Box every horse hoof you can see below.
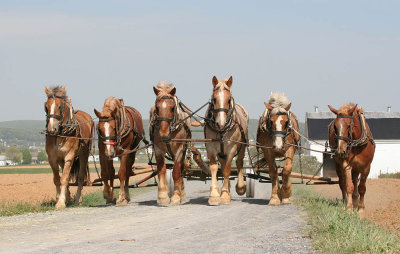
[268,198,281,206]
[358,208,365,218]
[170,195,181,206]
[116,199,129,207]
[220,191,232,205]
[180,190,187,201]
[281,198,291,205]
[55,202,66,210]
[208,196,221,206]
[235,184,246,196]
[157,197,170,206]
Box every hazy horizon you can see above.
[1,1,399,122]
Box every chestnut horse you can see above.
[149,82,191,206]
[256,92,300,205]
[204,76,248,205]
[328,103,375,216]
[94,98,145,206]
[44,86,93,209]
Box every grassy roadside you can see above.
[293,185,400,253]
[0,186,156,217]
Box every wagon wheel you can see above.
[166,169,174,197]
[246,168,255,198]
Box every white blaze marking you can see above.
[216,91,226,127]
[49,101,56,129]
[104,122,112,154]
[274,116,283,149]
[161,101,167,109]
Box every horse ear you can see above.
[349,104,358,114]
[226,76,233,87]
[60,86,66,95]
[119,98,125,107]
[212,76,218,87]
[328,105,338,115]
[153,86,160,96]
[264,102,273,111]
[44,86,49,96]
[284,103,291,111]
[169,87,176,96]
[94,109,102,118]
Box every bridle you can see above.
[331,112,373,157]
[153,96,178,132]
[44,96,76,136]
[265,111,292,141]
[333,114,354,143]
[97,117,119,146]
[206,88,235,133]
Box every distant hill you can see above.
[0,120,45,130]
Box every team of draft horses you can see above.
[44,76,375,216]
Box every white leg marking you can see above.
[216,91,227,127]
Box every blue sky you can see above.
[0,1,399,121]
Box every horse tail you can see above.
[69,156,90,184]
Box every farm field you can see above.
[0,163,150,205]
[313,178,400,236]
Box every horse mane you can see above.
[46,86,68,99]
[268,92,290,115]
[214,79,231,91]
[156,82,175,98]
[101,97,122,117]
[337,103,358,115]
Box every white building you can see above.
[305,108,400,178]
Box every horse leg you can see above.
[49,158,61,202]
[221,152,235,205]
[280,148,294,205]
[56,156,73,210]
[156,153,170,206]
[74,149,89,206]
[100,155,112,204]
[235,145,246,196]
[124,153,136,203]
[357,169,369,218]
[171,150,184,205]
[265,151,280,206]
[116,155,129,206]
[208,154,221,206]
[352,170,360,211]
[336,162,347,203]
[344,162,354,211]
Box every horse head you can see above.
[95,97,122,158]
[44,86,68,135]
[264,100,292,150]
[328,103,358,158]
[153,83,177,141]
[211,76,234,130]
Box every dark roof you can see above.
[306,112,400,140]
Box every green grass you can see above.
[293,185,400,253]
[0,184,156,216]
[379,172,400,179]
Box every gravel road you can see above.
[0,178,313,254]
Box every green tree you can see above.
[5,146,22,164]
[22,148,32,164]
[37,151,48,163]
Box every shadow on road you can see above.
[241,198,269,205]
[136,199,158,207]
